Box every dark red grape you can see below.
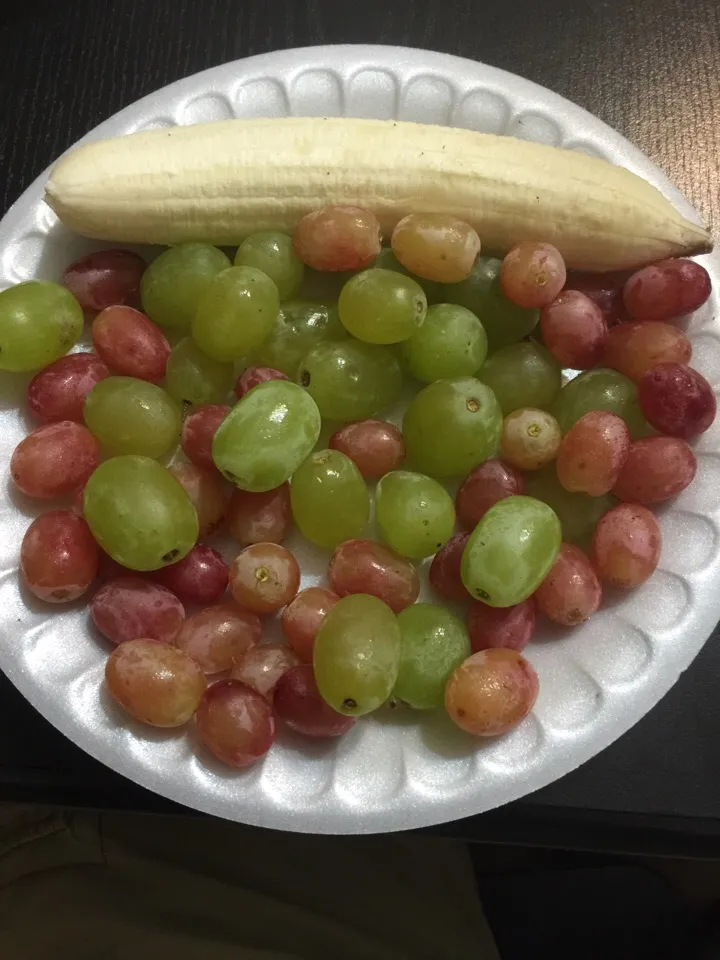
[612,436,696,503]
[92,305,170,383]
[91,577,184,645]
[329,419,405,478]
[541,290,607,369]
[27,353,110,423]
[638,362,716,438]
[152,544,228,606]
[21,510,98,603]
[275,665,356,737]
[327,539,419,612]
[429,534,471,602]
[564,270,630,326]
[235,365,289,399]
[455,459,524,531]
[62,249,146,312]
[623,258,711,322]
[467,598,536,652]
[181,404,231,472]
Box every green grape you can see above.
[479,341,561,415]
[373,247,443,303]
[84,377,181,458]
[141,243,231,331]
[298,340,402,421]
[84,456,198,571]
[212,380,320,491]
[314,594,401,716]
[552,368,650,438]
[403,378,502,478]
[524,466,615,549]
[165,338,234,406]
[0,281,83,372]
[192,266,280,362]
[461,495,561,606]
[375,470,455,559]
[401,303,487,382]
[338,268,426,344]
[297,267,355,302]
[394,604,470,710]
[443,256,539,351]
[234,231,304,301]
[290,449,369,548]
[256,301,347,376]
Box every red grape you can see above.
[27,353,110,423]
[174,603,260,674]
[540,290,607,369]
[564,271,630,326]
[327,539,419,613]
[623,258,711,322]
[445,649,539,736]
[21,510,98,603]
[229,543,300,614]
[231,643,300,698]
[91,577,184,645]
[275,665,356,737]
[235,365,289,399]
[602,321,692,383]
[61,249,146,313]
[467,597,536,653]
[152,544,228,606]
[196,679,275,768]
[556,411,630,496]
[612,436,696,503]
[455,459,524,531]
[92,305,170,383]
[168,462,228,538]
[329,419,405,479]
[11,421,100,500]
[294,205,382,271]
[106,639,206,727]
[500,242,566,308]
[181,404,231,472]
[534,543,601,626]
[429,534,471,602]
[282,586,340,662]
[226,484,292,545]
[638,363,716,438]
[591,504,661,588]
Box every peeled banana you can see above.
[45,116,711,272]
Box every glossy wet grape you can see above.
[27,353,110,423]
[499,408,561,471]
[106,639,206,728]
[612,436,696,503]
[524,467,614,549]
[192,266,280,362]
[21,510,98,603]
[256,301,347,377]
[394,604,471,709]
[181,404,230,472]
[329,420,405,479]
[339,268,426,344]
[153,544,229,606]
[623,258,711,322]
[540,290,607,369]
[228,543,300,614]
[275,666,357,737]
[0,281,84,372]
[552,367,649,438]
[602,321,692,383]
[500,242,566,309]
[372,246,443,303]
[282,587,340,663]
[165,338,234,406]
[234,230,305,300]
[11,422,99,500]
[638,363,716,438]
[455,459,524,531]
[478,341,561,416]
[84,377,181,459]
[429,534,471,603]
[62,249,146,312]
[467,598,536,653]
[328,539,419,613]
[555,411,630,496]
[294,205,382,271]
[445,649,539,736]
[167,462,227,539]
[401,303,487,382]
[534,543,601,626]
[235,365,289,399]
[196,679,275,767]
[564,270,629,326]
[591,503,661,588]
[231,643,300,698]
[375,471,455,560]
[290,450,369,549]
[391,213,480,283]
[92,306,170,383]
[141,242,231,330]
[91,577,184,646]
[175,603,260,675]
[226,484,292,545]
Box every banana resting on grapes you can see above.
[45,116,712,272]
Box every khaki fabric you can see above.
[0,805,500,959]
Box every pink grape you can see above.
[235,366,289,399]
[467,598,536,653]
[612,436,696,504]
[275,665,356,737]
[556,411,630,496]
[591,504,661,588]
[231,643,300,698]
[152,544,229,606]
[329,419,405,479]
[282,587,340,662]
[229,543,300,614]
[11,421,99,500]
[429,534,471,602]
[181,404,231,472]
[92,305,170,383]
[196,679,275,768]
[500,242,566,308]
[294,205,382,271]
[226,484,292,545]
[327,539,419,613]
[168,462,228,538]
[564,271,630,326]
[174,603,260,674]
[21,510,98,603]
[27,353,110,423]
[534,543,601,626]
[623,258,711,322]
[91,577,184,645]
[638,363,716,439]
[541,290,607,369]
[455,459,524,531]
[445,649,539,736]
[61,248,146,312]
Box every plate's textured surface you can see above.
[0,46,717,834]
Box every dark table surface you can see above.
[2,0,720,855]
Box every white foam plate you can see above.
[0,45,718,834]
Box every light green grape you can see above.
[443,256,539,351]
[256,301,347,376]
[373,247,443,303]
[0,281,83,372]
[375,470,455,559]
[165,338,234,406]
[402,303,487,382]
[84,456,198,570]
[314,594,401,716]
[338,268,426,344]
[298,340,402,421]
[191,266,280,362]
[461,495,561,606]
[479,341,561,415]
[290,449,369,548]
[234,231,304,301]
[394,604,470,709]
[552,368,650,438]
[141,243,231,330]
[403,378,502,478]
[84,377,181,458]
[524,466,615,549]
[212,380,320,491]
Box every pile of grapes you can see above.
[1,204,714,770]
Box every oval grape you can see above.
[429,534,471,603]
[0,281,83,372]
[275,665,357,737]
[534,543,601,626]
[638,362,716,439]
[21,510,98,603]
[294,205,382,272]
[181,404,230,472]
[290,450,369,549]
[391,213,480,283]
[91,577,184,646]
[168,462,227,539]
[152,544,229,606]
[540,290,607,369]
[375,471,455,560]
[602,321,692,383]
[623,258,711,322]
[226,484,292,545]
[394,604,471,710]
[27,353,110,423]
[196,679,275,767]
[282,587,340,663]
[445,649,539,736]
[165,338,234,407]
[467,598,536,653]
[612,436,696,503]
[141,242,231,330]
[555,411,630,496]
[62,249,146,312]
[500,242,566,309]
[591,503,661,588]
[92,306,170,383]
[478,341,561,416]
[231,643,300,698]
[235,230,304,300]
[235,365,289,399]
[499,408,561,471]
[329,419,405,479]
[328,539,419,613]
[228,542,300,614]
[455,459,524,531]
[175,603,260,675]
[11,421,99,500]
[192,266,280,362]
[84,377,181,459]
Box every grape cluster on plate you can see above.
[1,203,714,769]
